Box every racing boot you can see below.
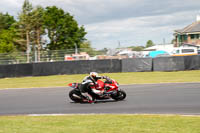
[81,92,94,103]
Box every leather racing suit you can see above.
[80,75,106,103]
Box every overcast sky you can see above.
[0,0,200,49]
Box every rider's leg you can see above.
[92,89,104,95]
[80,83,94,103]
[81,92,93,101]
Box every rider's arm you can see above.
[95,76,103,80]
[97,76,106,79]
[101,76,109,79]
[82,76,89,82]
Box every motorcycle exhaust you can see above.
[72,94,81,99]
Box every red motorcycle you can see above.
[68,78,126,103]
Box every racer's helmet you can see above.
[90,72,98,79]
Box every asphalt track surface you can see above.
[0,83,200,115]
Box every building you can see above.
[64,52,90,61]
[174,15,200,47]
[144,44,174,55]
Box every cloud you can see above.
[45,0,200,25]
[85,10,200,49]
[24,0,200,24]
[0,0,22,15]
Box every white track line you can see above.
[27,113,200,117]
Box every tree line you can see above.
[129,40,155,51]
[0,0,88,61]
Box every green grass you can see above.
[0,70,200,89]
[0,115,200,133]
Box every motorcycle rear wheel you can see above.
[69,89,82,103]
[111,90,126,101]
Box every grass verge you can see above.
[0,114,200,133]
[0,70,200,89]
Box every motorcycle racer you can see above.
[80,72,107,103]
[68,75,126,103]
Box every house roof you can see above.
[180,43,200,48]
[144,44,174,51]
[175,21,200,34]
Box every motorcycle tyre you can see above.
[69,89,82,103]
[111,90,126,101]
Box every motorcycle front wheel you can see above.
[111,90,126,101]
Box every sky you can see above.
[0,0,200,49]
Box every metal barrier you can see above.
[0,48,107,65]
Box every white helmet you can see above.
[90,72,98,78]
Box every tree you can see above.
[80,41,96,55]
[31,6,45,61]
[18,0,33,62]
[80,41,92,49]
[0,12,16,53]
[0,1,88,57]
[43,6,87,50]
[146,40,154,48]
[130,46,145,51]
[171,38,176,44]
[0,12,16,30]
[0,30,16,53]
